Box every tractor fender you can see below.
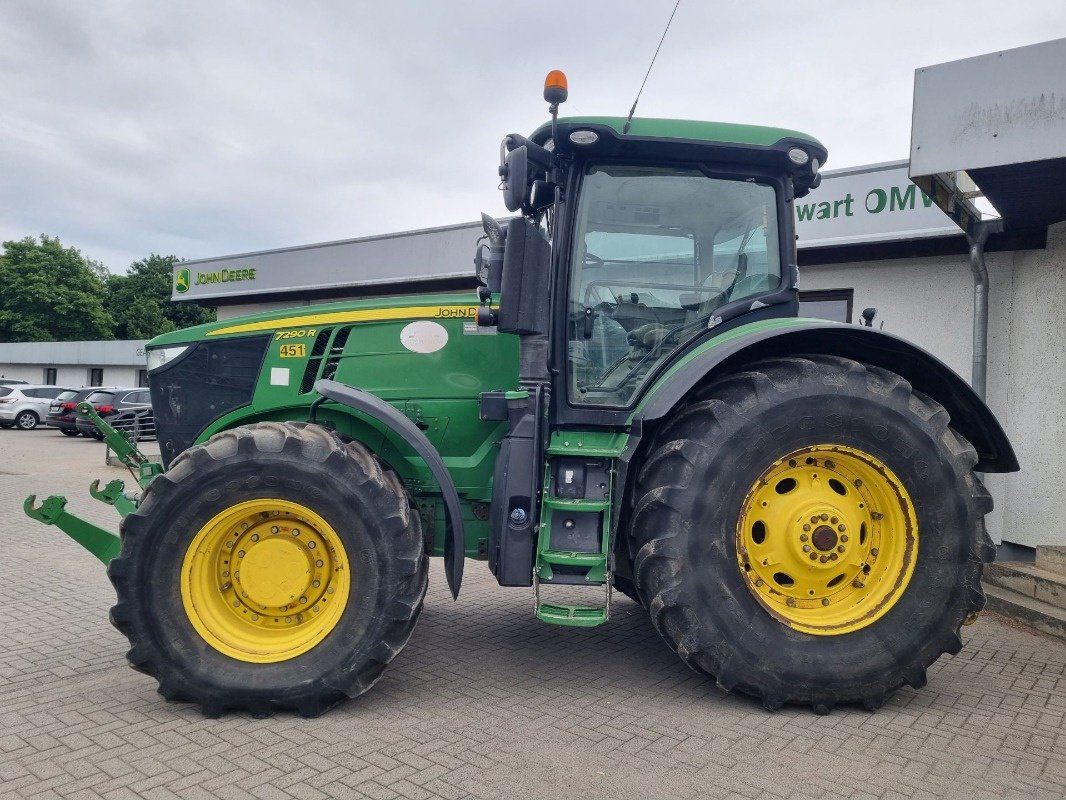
[634,322,1018,473]
[314,379,465,599]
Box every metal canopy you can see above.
[910,37,1066,233]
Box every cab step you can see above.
[535,603,609,627]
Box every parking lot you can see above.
[0,431,1064,800]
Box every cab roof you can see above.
[534,116,825,151]
[530,116,827,197]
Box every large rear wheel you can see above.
[109,421,428,717]
[629,355,993,713]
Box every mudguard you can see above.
[314,379,465,598]
[635,321,1019,473]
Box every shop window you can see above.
[799,289,853,323]
[88,368,104,386]
[138,369,149,388]
[43,367,57,385]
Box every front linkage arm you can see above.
[22,402,164,567]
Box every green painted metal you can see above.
[533,435,618,628]
[77,402,164,489]
[165,298,520,560]
[546,430,629,458]
[535,603,609,627]
[90,478,137,518]
[631,317,829,420]
[533,116,825,150]
[23,494,122,565]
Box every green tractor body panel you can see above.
[537,115,825,150]
[149,293,520,560]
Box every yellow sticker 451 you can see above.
[279,343,306,358]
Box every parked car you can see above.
[0,385,75,430]
[45,388,98,436]
[0,378,28,386]
[75,387,152,440]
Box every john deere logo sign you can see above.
[175,267,257,294]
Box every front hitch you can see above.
[24,494,122,565]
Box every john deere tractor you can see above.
[26,73,1017,717]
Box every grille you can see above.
[149,335,270,467]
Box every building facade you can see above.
[0,340,149,389]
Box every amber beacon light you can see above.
[543,70,568,105]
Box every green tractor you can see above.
[26,73,1017,717]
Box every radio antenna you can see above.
[622,0,682,135]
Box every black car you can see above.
[45,388,97,436]
[75,387,153,440]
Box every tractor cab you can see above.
[476,75,827,425]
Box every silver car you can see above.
[0,384,75,430]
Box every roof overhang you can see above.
[910,37,1066,234]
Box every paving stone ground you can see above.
[1,431,1065,800]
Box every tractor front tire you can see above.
[109,421,428,717]
[629,355,993,713]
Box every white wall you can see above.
[802,228,1066,550]
[0,364,142,388]
[994,221,1066,550]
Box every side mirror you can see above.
[861,307,878,327]
[500,145,529,212]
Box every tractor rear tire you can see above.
[109,421,428,717]
[628,355,993,713]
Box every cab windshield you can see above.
[568,164,781,407]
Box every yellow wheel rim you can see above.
[181,499,351,663]
[736,445,918,636]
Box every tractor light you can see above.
[544,70,568,105]
[147,344,191,373]
[569,130,599,146]
[788,147,810,165]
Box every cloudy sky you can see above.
[1,1,1063,272]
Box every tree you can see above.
[107,254,215,339]
[0,235,114,342]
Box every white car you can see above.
[0,384,75,430]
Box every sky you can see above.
[1,1,1064,273]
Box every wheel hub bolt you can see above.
[837,545,845,553]
[830,517,838,524]
[841,535,848,543]
[800,534,808,542]
[810,515,819,524]
[270,526,279,534]
[821,598,830,606]
[786,598,797,607]
[820,555,829,563]
[802,545,811,552]
[871,511,884,520]
[820,513,829,521]
[809,553,818,560]
[853,579,864,588]
[802,524,811,532]
[755,579,764,587]
[870,548,879,556]
[829,553,838,561]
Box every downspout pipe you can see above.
[967,219,1004,401]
